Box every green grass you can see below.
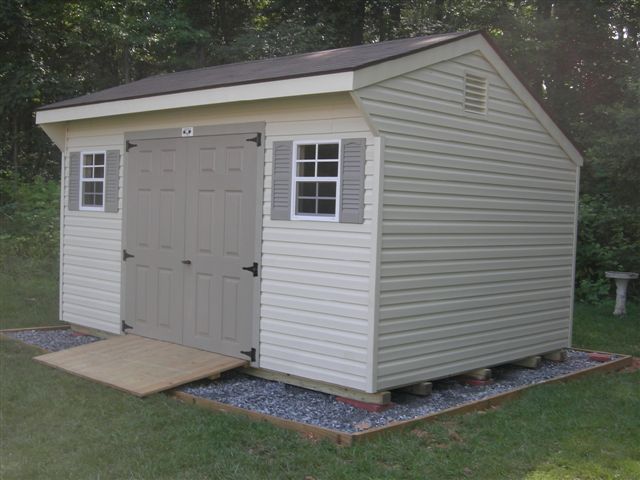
[573,301,639,356]
[1,256,639,479]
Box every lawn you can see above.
[1,257,639,479]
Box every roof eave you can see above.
[36,71,355,125]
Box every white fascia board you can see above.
[36,71,355,125]
[353,32,583,167]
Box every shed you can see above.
[36,31,583,396]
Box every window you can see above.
[80,152,106,211]
[291,141,340,221]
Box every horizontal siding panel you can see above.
[381,246,573,263]
[382,221,574,235]
[380,277,571,306]
[63,264,121,283]
[380,309,570,349]
[262,240,370,262]
[262,227,371,247]
[262,266,369,291]
[261,316,367,343]
[380,266,572,291]
[261,292,369,321]
[382,234,574,249]
[260,344,367,377]
[384,163,575,191]
[64,235,121,252]
[381,256,573,277]
[384,147,575,179]
[261,279,369,306]
[64,224,122,240]
[379,287,571,321]
[64,285,120,306]
[383,191,574,213]
[383,207,573,223]
[261,330,366,362]
[260,305,368,334]
[63,244,121,262]
[63,312,121,334]
[63,301,120,323]
[379,319,568,363]
[259,357,367,391]
[379,297,570,334]
[261,253,370,277]
[64,273,121,294]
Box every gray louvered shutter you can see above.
[68,152,81,211]
[339,138,366,224]
[271,141,293,220]
[104,150,120,213]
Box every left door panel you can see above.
[124,138,186,343]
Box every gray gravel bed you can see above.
[181,350,608,433]
[4,328,101,352]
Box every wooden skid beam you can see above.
[511,356,542,369]
[461,368,492,380]
[243,367,392,405]
[398,382,433,396]
[543,350,567,362]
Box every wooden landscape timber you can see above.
[398,382,433,396]
[0,325,70,333]
[461,368,492,380]
[543,350,568,362]
[175,350,632,446]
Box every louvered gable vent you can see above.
[464,73,488,114]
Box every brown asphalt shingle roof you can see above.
[40,31,476,111]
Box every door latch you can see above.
[242,262,259,277]
[181,259,192,265]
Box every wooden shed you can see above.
[36,31,583,396]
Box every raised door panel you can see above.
[183,134,258,357]
[124,138,186,343]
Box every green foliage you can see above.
[0,173,59,260]
[576,195,640,303]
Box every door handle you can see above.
[182,260,192,265]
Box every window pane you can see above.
[94,167,104,179]
[297,144,316,160]
[297,198,316,214]
[297,182,317,197]
[318,182,336,197]
[95,182,103,194]
[83,167,93,178]
[318,143,339,159]
[94,154,105,166]
[83,154,94,167]
[84,182,95,194]
[297,162,315,177]
[94,194,103,205]
[318,199,336,214]
[317,161,338,177]
[83,193,95,206]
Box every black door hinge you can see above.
[240,348,256,362]
[246,133,261,147]
[126,140,138,152]
[242,262,259,277]
[122,320,133,332]
[123,249,135,261]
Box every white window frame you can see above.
[79,150,106,212]
[290,139,341,222]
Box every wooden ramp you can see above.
[34,335,248,397]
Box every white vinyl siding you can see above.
[355,51,579,390]
[62,93,378,391]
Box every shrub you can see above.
[576,194,640,303]
[0,172,60,261]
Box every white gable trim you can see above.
[353,33,583,167]
[36,71,354,125]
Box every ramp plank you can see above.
[34,335,247,396]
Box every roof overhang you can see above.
[36,31,582,166]
[35,71,354,125]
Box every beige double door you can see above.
[124,132,259,359]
